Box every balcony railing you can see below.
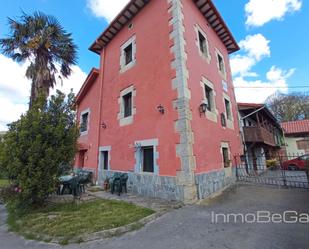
[243,126,277,146]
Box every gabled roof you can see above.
[237,103,282,130]
[238,103,264,110]
[281,120,309,135]
[90,0,239,54]
[76,68,99,104]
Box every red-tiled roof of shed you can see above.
[281,120,309,135]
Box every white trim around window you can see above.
[80,108,90,136]
[134,139,159,175]
[194,24,211,63]
[120,35,136,73]
[200,77,218,123]
[223,93,234,130]
[220,142,232,176]
[215,48,227,80]
[117,85,136,126]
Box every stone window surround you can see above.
[200,77,218,123]
[194,24,211,63]
[120,35,136,73]
[222,93,234,130]
[80,108,90,136]
[220,142,232,176]
[98,146,111,171]
[215,48,227,80]
[134,138,159,175]
[117,85,137,126]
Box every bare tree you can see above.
[266,92,309,122]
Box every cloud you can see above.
[234,66,295,103]
[230,35,295,103]
[230,34,270,77]
[245,0,302,27]
[87,0,130,22]
[0,54,87,131]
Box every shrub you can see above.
[0,91,79,209]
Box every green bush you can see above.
[0,91,78,209]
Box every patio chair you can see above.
[110,173,128,196]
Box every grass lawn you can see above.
[8,199,154,244]
[0,179,9,188]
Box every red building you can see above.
[75,0,242,202]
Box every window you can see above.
[204,85,213,111]
[99,146,111,172]
[222,147,230,168]
[124,43,133,65]
[195,25,210,62]
[216,50,226,78]
[142,146,154,173]
[118,86,136,126]
[102,151,109,170]
[224,99,232,120]
[198,31,208,56]
[123,92,132,118]
[120,35,136,73]
[201,77,217,123]
[80,109,90,134]
[218,54,224,72]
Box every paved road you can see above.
[1,184,309,249]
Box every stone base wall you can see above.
[195,168,236,199]
[100,171,184,201]
[99,168,236,202]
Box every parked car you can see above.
[282,154,309,170]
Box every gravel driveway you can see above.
[1,184,309,249]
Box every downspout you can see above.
[96,48,106,184]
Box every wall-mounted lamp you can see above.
[157,105,165,114]
[199,101,208,115]
[101,122,107,129]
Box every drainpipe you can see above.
[96,48,106,185]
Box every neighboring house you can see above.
[281,120,309,155]
[75,0,242,202]
[238,103,284,171]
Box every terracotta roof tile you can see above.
[281,120,309,135]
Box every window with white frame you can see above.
[222,93,234,129]
[118,86,136,126]
[195,25,210,62]
[201,77,218,122]
[134,139,159,174]
[216,49,226,79]
[80,109,90,135]
[120,35,136,73]
[98,146,111,174]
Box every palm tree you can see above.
[0,11,77,107]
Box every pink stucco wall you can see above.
[182,0,242,174]
[97,0,180,176]
[76,75,100,175]
[75,0,242,181]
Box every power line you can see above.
[234,86,309,89]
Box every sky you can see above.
[0,0,308,130]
